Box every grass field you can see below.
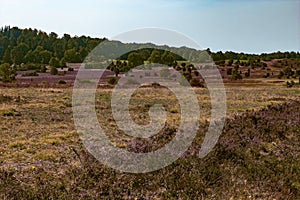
[0,82,300,199]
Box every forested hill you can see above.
[0,25,300,67]
[0,26,105,65]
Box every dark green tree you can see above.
[128,52,144,67]
[59,57,66,67]
[2,48,12,64]
[148,50,161,63]
[49,57,60,67]
[11,43,29,64]
[64,48,81,63]
[39,50,52,64]
[161,51,175,66]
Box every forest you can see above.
[1,25,300,68]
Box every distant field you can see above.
[0,82,299,199]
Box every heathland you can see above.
[0,26,300,199]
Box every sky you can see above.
[0,0,299,53]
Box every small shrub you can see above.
[286,80,295,88]
[58,80,67,84]
[2,111,14,116]
[40,65,47,73]
[151,82,161,87]
[182,71,192,81]
[20,63,40,71]
[194,70,199,76]
[170,108,178,113]
[50,66,58,75]
[190,78,204,87]
[231,70,242,80]
[107,77,117,85]
[2,109,20,116]
[263,73,270,78]
[22,71,38,77]
[226,68,232,75]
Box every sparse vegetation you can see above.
[107,77,118,85]
[57,80,66,84]
[0,84,299,199]
[22,71,38,77]
[1,25,300,199]
[50,66,58,75]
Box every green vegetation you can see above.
[0,26,300,87]
[50,66,58,75]
[57,80,67,84]
[0,26,105,70]
[1,25,300,198]
[107,77,118,85]
[0,86,299,199]
[0,63,16,82]
[22,71,38,77]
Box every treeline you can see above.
[1,26,300,69]
[210,50,300,62]
[0,26,105,67]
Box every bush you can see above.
[50,66,58,75]
[0,63,16,82]
[227,59,233,66]
[263,73,270,78]
[107,77,118,85]
[182,71,192,81]
[22,71,38,77]
[231,69,242,80]
[226,68,232,75]
[49,57,60,67]
[40,65,47,73]
[194,70,199,76]
[151,82,161,87]
[2,110,14,116]
[58,80,66,84]
[20,63,40,71]
[190,78,204,87]
[286,80,295,88]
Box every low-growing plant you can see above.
[286,80,295,88]
[22,71,38,77]
[50,66,58,75]
[58,80,67,84]
[190,78,204,87]
[107,77,118,85]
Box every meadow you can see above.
[0,82,299,199]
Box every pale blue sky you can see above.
[0,0,299,53]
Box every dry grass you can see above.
[0,83,299,199]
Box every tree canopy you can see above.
[0,26,105,66]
